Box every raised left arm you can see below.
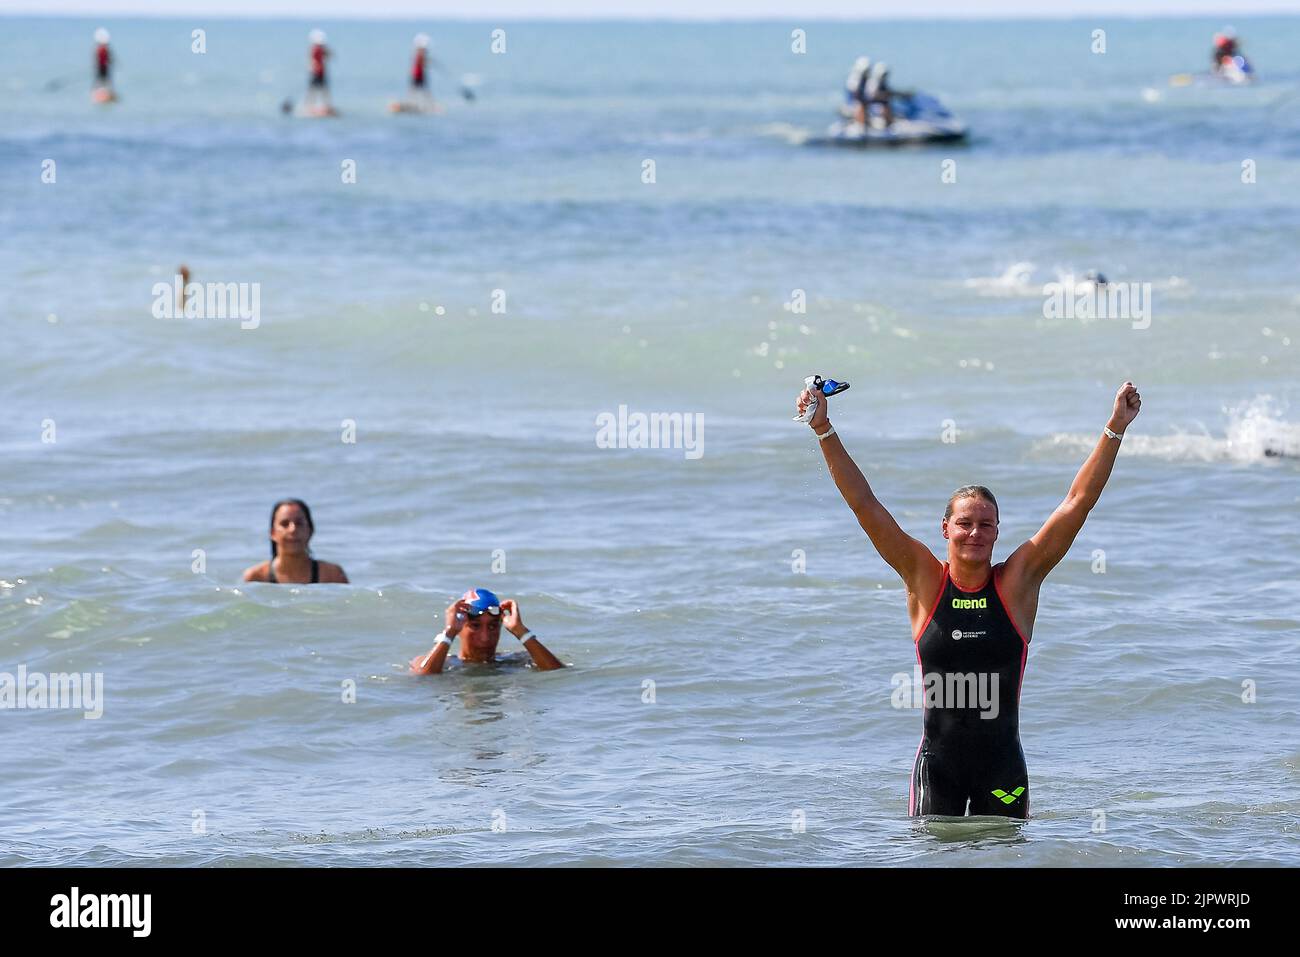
[1008,382,1142,584]
[502,600,564,671]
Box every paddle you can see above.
[430,58,477,101]
[43,73,80,92]
[50,46,122,92]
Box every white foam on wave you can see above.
[755,121,809,145]
[962,261,1038,296]
[962,262,1190,299]
[1224,395,1300,460]
[1038,396,1300,464]
[616,127,714,145]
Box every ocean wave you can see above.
[1037,395,1300,464]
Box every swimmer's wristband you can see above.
[434,632,453,648]
[1103,427,1123,441]
[815,425,836,442]
[516,630,535,644]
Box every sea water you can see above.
[1,16,1297,865]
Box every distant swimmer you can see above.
[92,28,115,103]
[303,29,335,116]
[243,499,348,584]
[796,380,1142,818]
[176,264,191,312]
[410,588,564,674]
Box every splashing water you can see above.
[1039,395,1298,464]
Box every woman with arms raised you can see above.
[797,381,1141,818]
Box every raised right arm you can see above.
[798,389,937,584]
[409,639,451,675]
[410,600,470,675]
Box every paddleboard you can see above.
[387,100,444,115]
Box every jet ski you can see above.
[809,92,967,147]
[1217,55,1257,84]
[1170,55,1257,87]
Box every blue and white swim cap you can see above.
[461,588,501,616]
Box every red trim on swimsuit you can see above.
[992,566,1030,710]
[992,565,1031,648]
[912,563,949,643]
[909,635,925,815]
[909,568,949,812]
[948,563,992,593]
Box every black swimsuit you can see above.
[910,562,1031,818]
[267,559,319,584]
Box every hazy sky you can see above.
[4,0,1299,18]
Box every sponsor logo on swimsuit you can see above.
[951,629,987,641]
[991,786,1026,805]
[951,597,987,609]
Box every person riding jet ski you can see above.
[866,61,894,128]
[844,56,871,123]
[1211,29,1239,70]
[1210,27,1253,81]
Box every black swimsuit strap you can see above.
[268,557,317,583]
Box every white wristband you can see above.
[517,630,535,644]
[815,425,836,442]
[1103,427,1123,441]
[434,632,453,648]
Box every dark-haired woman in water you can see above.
[796,381,1141,818]
[242,499,349,584]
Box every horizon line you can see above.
[2,10,1298,22]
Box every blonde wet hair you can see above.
[944,485,998,521]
